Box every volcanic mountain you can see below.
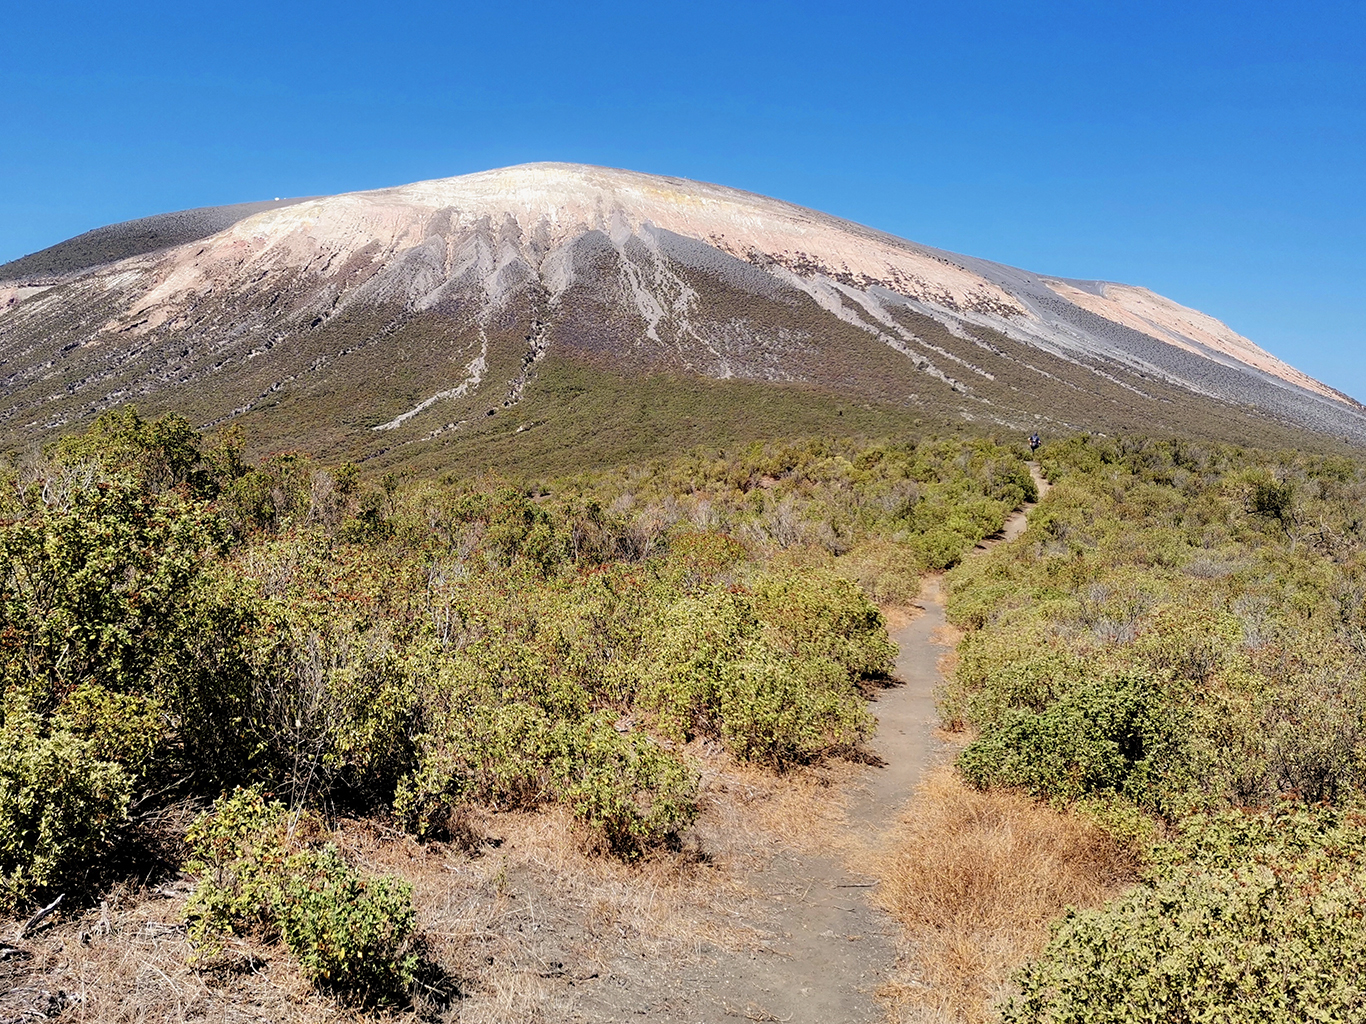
[2,163,1362,468]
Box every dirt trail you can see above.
[565,465,1049,1023]
[858,459,1048,829]
[1007,463,1050,538]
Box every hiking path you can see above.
[566,464,1048,1023]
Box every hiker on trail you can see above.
[1029,432,1041,454]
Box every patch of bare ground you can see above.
[344,748,868,1022]
[432,747,890,1022]
[869,772,1136,1024]
[879,603,924,634]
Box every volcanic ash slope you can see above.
[1,162,1362,457]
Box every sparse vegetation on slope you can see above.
[9,408,1365,1022]
[7,163,1365,470]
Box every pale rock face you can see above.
[1,162,1362,449]
[1044,280,1340,403]
[94,164,1026,336]
[88,162,1331,398]
[0,284,52,312]
[382,165,1027,312]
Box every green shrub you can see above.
[0,469,223,712]
[275,845,418,995]
[0,709,131,911]
[183,784,297,940]
[750,568,896,678]
[958,673,1188,810]
[50,407,219,496]
[844,538,924,605]
[717,654,870,767]
[639,592,754,742]
[185,787,418,1000]
[638,583,875,767]
[1005,806,1366,1024]
[914,527,973,571]
[247,608,420,805]
[394,699,566,827]
[395,705,699,855]
[942,623,1085,726]
[52,683,165,777]
[562,716,699,855]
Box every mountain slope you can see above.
[0,197,315,284]
[2,163,1361,465]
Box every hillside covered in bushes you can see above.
[7,411,1365,1021]
[943,435,1366,1022]
[0,409,1033,1005]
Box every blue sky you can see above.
[3,0,1363,399]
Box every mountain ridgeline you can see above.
[2,163,1362,469]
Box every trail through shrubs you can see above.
[0,410,1033,1001]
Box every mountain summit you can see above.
[3,163,1362,462]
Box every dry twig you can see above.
[16,895,63,941]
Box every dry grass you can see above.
[0,886,368,1024]
[880,602,924,634]
[871,769,1137,1024]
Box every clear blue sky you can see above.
[4,0,1363,399]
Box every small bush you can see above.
[638,584,875,767]
[395,706,699,856]
[0,709,131,912]
[53,683,165,777]
[750,568,896,678]
[1005,806,1366,1024]
[562,716,699,856]
[184,787,418,1000]
[845,538,924,605]
[717,655,870,767]
[394,700,567,829]
[276,845,418,994]
[914,527,973,570]
[639,591,753,742]
[958,673,1188,811]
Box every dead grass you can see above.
[880,602,924,634]
[0,885,368,1024]
[871,769,1137,1024]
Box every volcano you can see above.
[3,163,1361,466]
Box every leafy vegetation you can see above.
[18,407,1363,1018]
[0,708,131,908]
[185,786,419,1000]
[939,434,1366,1021]
[1005,806,1366,1023]
[0,408,1033,993]
[946,434,1366,813]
